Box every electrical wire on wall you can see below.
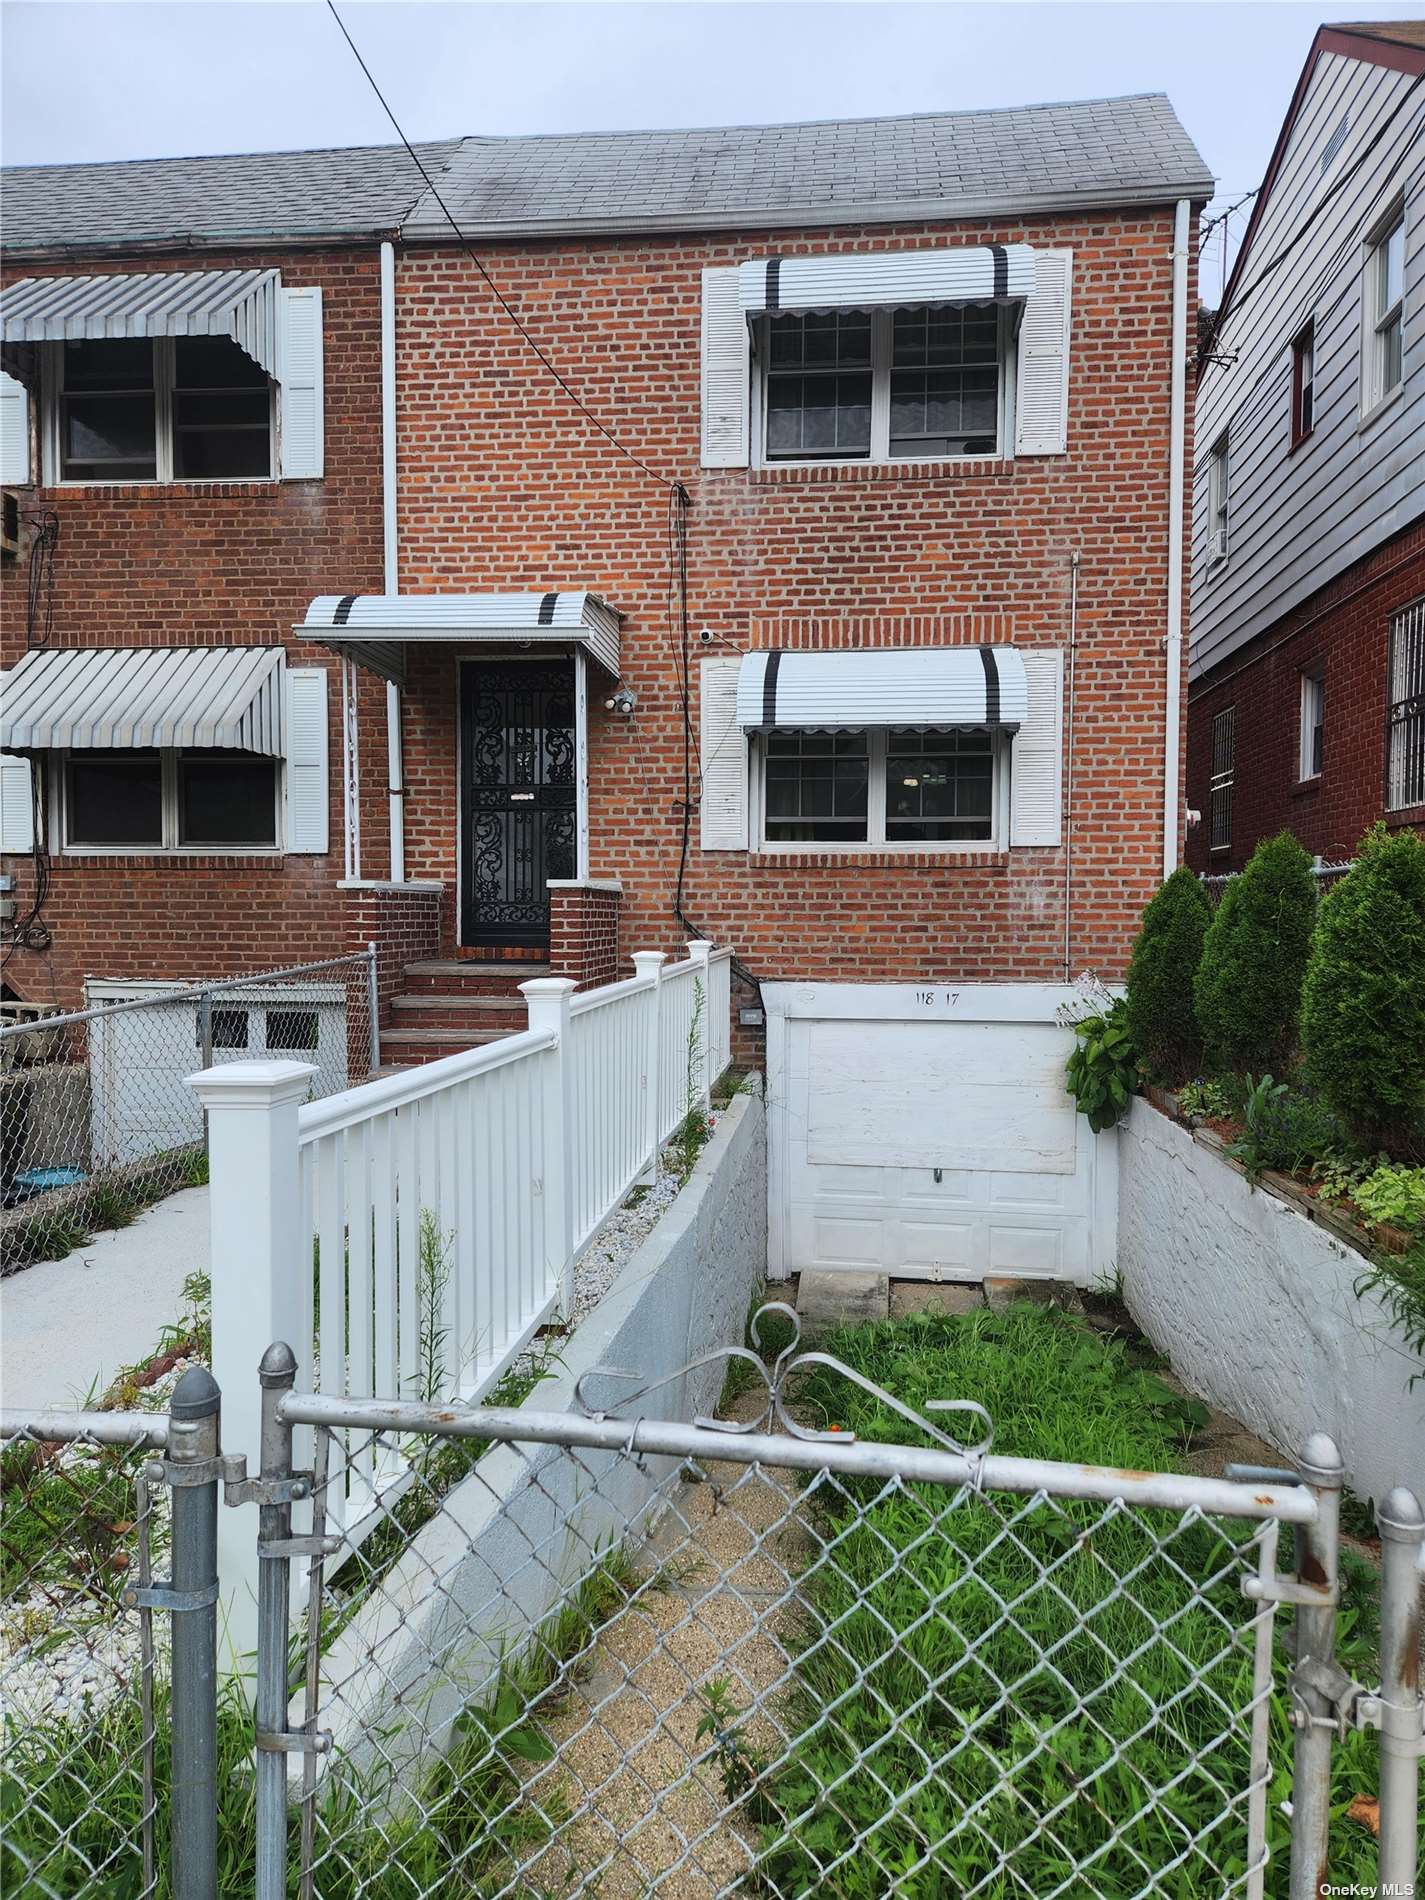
[24,509,58,651]
[4,510,61,974]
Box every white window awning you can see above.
[737,245,1038,318]
[1,269,281,377]
[0,646,286,753]
[298,592,621,685]
[735,647,1029,733]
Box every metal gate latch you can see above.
[122,1578,220,1613]
[1287,1656,1379,1740]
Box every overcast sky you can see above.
[4,0,1423,299]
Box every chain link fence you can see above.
[1200,858,1354,909]
[1,951,377,1275]
[2,1321,1421,1900]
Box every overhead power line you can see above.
[323,0,676,491]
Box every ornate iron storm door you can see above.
[459,659,576,949]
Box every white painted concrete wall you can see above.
[1117,1096,1425,1504]
[311,1080,767,1788]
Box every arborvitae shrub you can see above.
[1194,830,1316,1075]
[1124,866,1210,1083]
[1301,824,1425,1154]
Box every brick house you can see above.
[1187,21,1425,872]
[1,96,1210,1283]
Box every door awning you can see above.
[298,592,621,686]
[1,269,281,377]
[735,647,1029,733]
[737,245,1038,318]
[0,646,286,753]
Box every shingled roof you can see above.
[1,94,1212,259]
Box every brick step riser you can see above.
[389,1003,528,1031]
[399,973,543,998]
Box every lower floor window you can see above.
[63,749,278,849]
[1387,599,1425,812]
[761,726,999,845]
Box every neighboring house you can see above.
[1,95,1211,1285]
[1187,21,1425,871]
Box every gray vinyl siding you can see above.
[1191,51,1425,680]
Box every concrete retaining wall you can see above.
[313,1078,767,1786]
[1117,1096,1425,1504]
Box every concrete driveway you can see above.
[0,1187,208,1411]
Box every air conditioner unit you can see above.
[1207,527,1229,562]
[0,491,18,562]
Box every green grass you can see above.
[725,1304,1382,1898]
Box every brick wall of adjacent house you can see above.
[547,882,623,988]
[1185,516,1425,872]
[0,244,396,1007]
[394,207,1196,1022]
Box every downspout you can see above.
[1163,197,1191,878]
[1063,550,1079,979]
[380,239,405,883]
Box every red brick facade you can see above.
[547,882,623,989]
[3,206,1197,1044]
[1185,516,1425,872]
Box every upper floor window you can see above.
[1207,434,1230,563]
[1387,598,1425,813]
[52,336,273,484]
[1210,706,1235,852]
[1298,670,1324,781]
[760,303,1008,465]
[1363,204,1405,415]
[1291,321,1316,446]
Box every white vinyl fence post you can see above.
[685,939,715,1114]
[186,1059,316,1679]
[519,978,577,1313]
[631,951,666,1181]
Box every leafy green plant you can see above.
[413,1208,454,1409]
[1302,823,1425,1155]
[1226,1074,1344,1180]
[671,976,712,1181]
[1351,1163,1425,1233]
[1064,999,1138,1132]
[696,1675,768,1803]
[1124,865,1210,1083]
[1356,1236,1425,1380]
[1195,830,1317,1075]
[1176,1075,1240,1123]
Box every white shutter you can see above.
[285,667,330,854]
[278,286,324,479]
[699,658,748,849]
[1,372,31,485]
[1009,649,1064,847]
[700,268,750,469]
[1015,249,1073,456]
[0,754,34,853]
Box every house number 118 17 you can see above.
[915,990,961,1007]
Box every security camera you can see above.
[698,627,716,643]
[604,686,637,716]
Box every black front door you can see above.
[460,660,577,949]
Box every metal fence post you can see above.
[365,939,381,1074]
[1376,1486,1424,1892]
[520,977,578,1312]
[1288,1433,1343,1900]
[168,1366,221,1900]
[197,990,214,1072]
[632,950,666,1182]
[255,1342,300,1900]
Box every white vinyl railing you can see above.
[189,940,733,1646]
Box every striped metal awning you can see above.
[737,245,1038,317]
[0,269,281,376]
[0,646,286,753]
[735,647,1029,733]
[299,592,622,685]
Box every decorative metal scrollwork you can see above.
[573,1302,995,1460]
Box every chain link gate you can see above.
[3,1315,1422,1899]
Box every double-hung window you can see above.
[761,302,1007,464]
[1387,598,1425,812]
[760,726,1000,847]
[1364,204,1405,414]
[62,749,279,849]
[1210,706,1235,852]
[1291,320,1316,445]
[52,336,273,483]
[1298,671,1324,780]
[1207,434,1230,562]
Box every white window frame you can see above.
[1298,670,1324,781]
[750,727,1010,854]
[1362,199,1405,419]
[52,748,284,855]
[750,305,1018,469]
[1207,433,1230,564]
[42,338,276,486]
[1209,706,1235,853]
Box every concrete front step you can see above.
[400,958,550,996]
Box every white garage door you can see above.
[87,983,348,1168]
[767,984,1117,1286]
